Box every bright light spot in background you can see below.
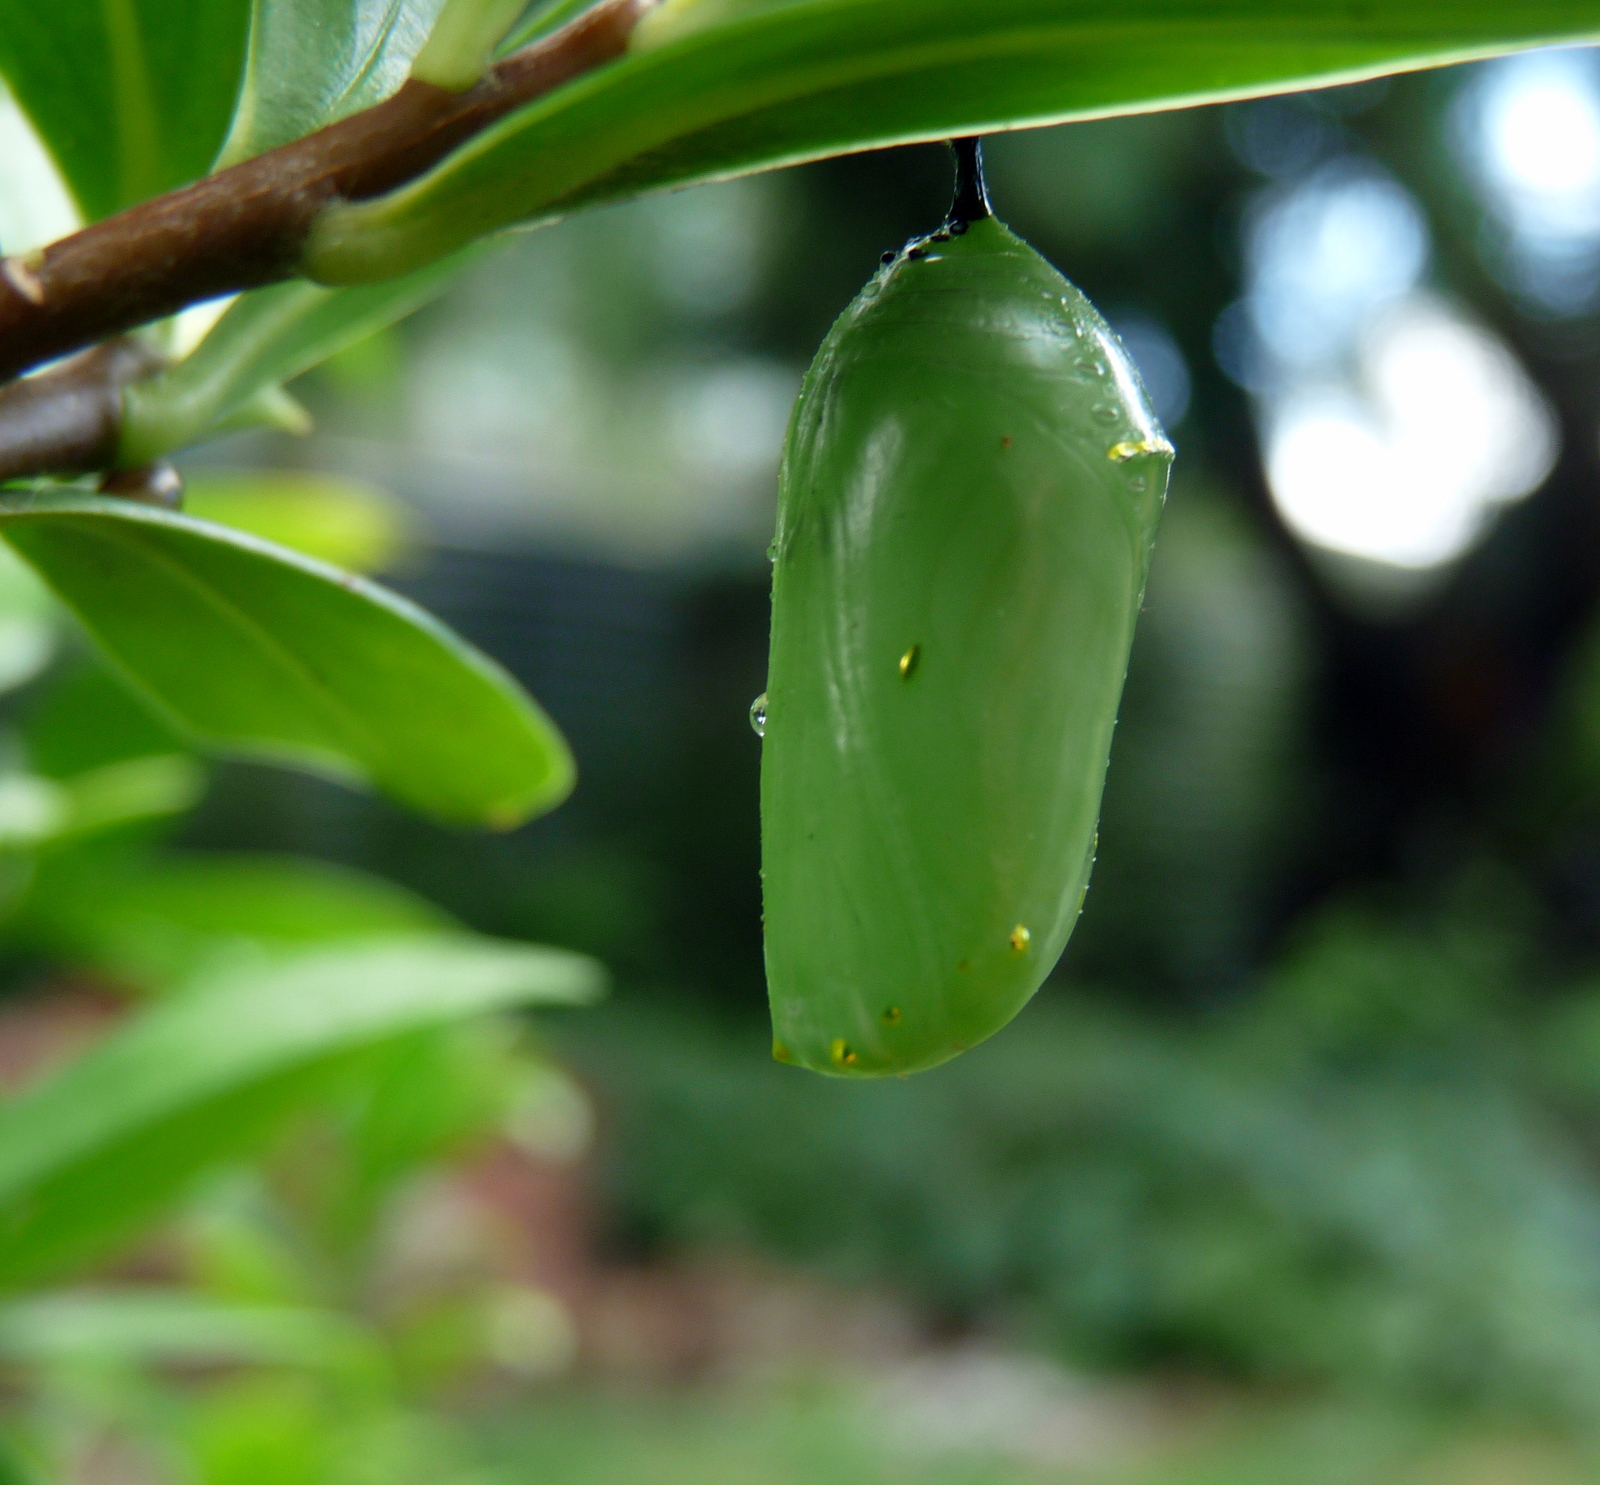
[1223,85,1390,180]
[1217,152,1559,599]
[1244,160,1429,366]
[168,298,239,358]
[1265,297,1557,568]
[1482,57,1600,204]
[668,359,798,479]
[1107,313,1191,427]
[0,87,79,255]
[409,331,585,463]
[1459,48,1600,312]
[643,179,771,316]
[1225,96,1342,179]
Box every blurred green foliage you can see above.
[486,1391,1600,1485]
[0,478,599,1483]
[573,885,1600,1412]
[10,30,1600,1485]
[145,63,1600,1444]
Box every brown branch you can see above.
[0,340,166,483]
[0,0,645,391]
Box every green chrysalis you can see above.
[759,140,1172,1077]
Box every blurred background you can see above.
[13,39,1600,1485]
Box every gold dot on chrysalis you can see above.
[1108,436,1173,463]
[899,644,921,680]
[772,1040,793,1063]
[882,1006,902,1026]
[1000,434,1013,449]
[830,1038,858,1067]
[1009,924,1032,953]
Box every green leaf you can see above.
[413,0,531,90]
[120,258,475,464]
[0,1291,382,1374]
[0,0,252,220]
[17,850,454,989]
[218,0,450,168]
[0,494,573,828]
[183,471,419,573]
[24,661,187,779]
[47,756,205,843]
[0,759,200,854]
[0,544,56,698]
[0,935,603,1286]
[306,0,1600,283]
[500,0,599,51]
[0,1439,33,1485]
[0,621,54,700]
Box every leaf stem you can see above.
[0,341,166,484]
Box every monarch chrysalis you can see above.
[759,140,1172,1077]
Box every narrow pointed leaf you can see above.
[413,0,532,90]
[120,257,474,464]
[501,0,602,51]
[0,0,251,220]
[0,495,572,827]
[0,935,603,1286]
[47,756,205,844]
[308,0,1600,283]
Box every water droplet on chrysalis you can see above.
[899,645,921,680]
[749,693,768,737]
[1009,924,1032,953]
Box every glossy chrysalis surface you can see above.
[760,142,1172,1077]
